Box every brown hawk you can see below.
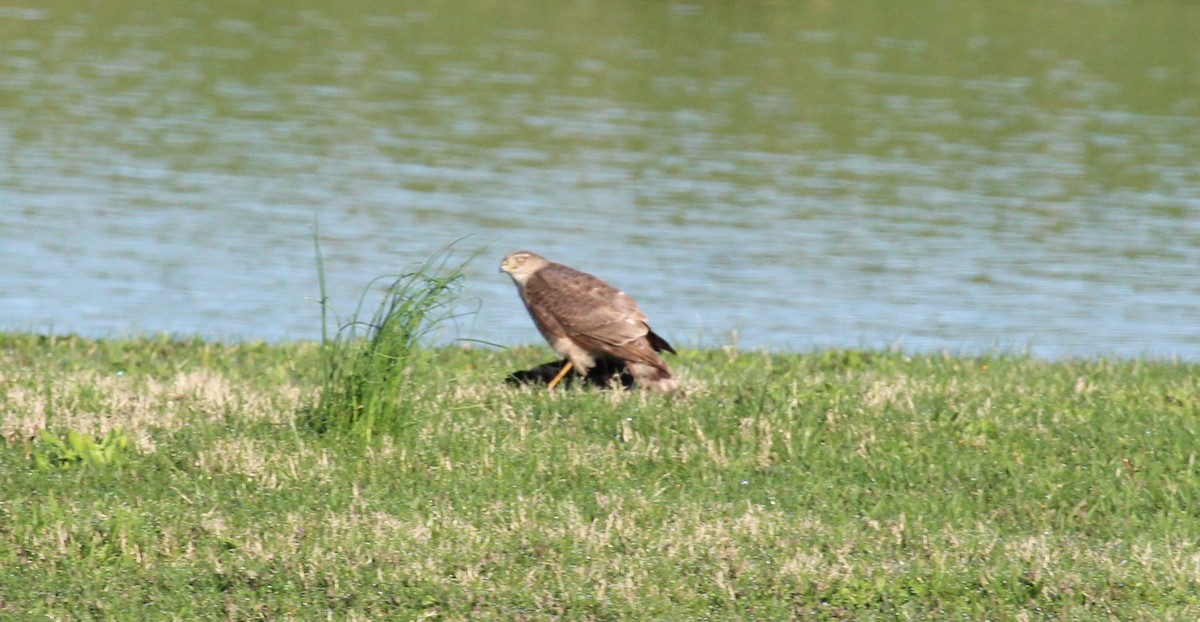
[500,250,678,393]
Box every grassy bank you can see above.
[1,333,1198,620]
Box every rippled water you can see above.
[2,1,1198,358]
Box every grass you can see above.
[305,237,471,440]
[1,333,1199,619]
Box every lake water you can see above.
[3,1,1199,359]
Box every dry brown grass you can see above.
[1,367,306,453]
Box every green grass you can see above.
[2,333,1199,619]
[305,238,471,440]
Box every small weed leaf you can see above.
[34,428,136,470]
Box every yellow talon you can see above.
[547,361,574,390]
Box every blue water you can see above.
[3,1,1198,359]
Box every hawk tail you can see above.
[646,328,676,355]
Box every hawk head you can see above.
[500,250,549,286]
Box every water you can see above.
[2,1,1199,359]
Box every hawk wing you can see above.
[522,263,669,370]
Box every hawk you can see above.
[500,250,678,393]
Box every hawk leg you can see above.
[505,357,633,389]
[547,361,574,390]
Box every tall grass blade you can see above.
[305,233,471,440]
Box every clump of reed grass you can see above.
[304,231,471,440]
